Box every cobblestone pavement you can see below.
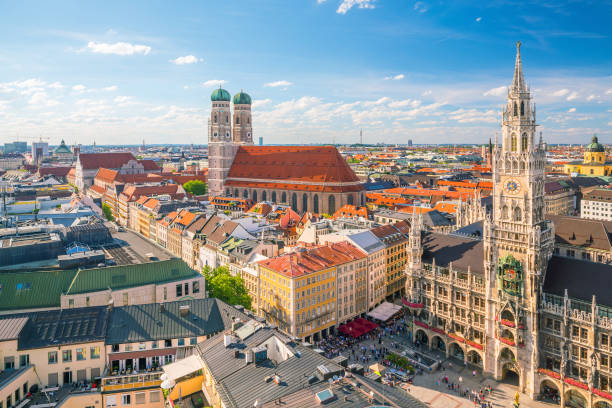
[330,329,557,408]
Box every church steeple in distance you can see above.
[511,41,527,94]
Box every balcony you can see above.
[101,368,163,392]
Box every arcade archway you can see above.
[466,350,482,367]
[415,329,428,346]
[431,335,446,352]
[565,389,587,408]
[539,379,560,405]
[448,342,465,361]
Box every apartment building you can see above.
[371,221,410,299]
[581,189,612,221]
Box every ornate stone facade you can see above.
[404,43,612,407]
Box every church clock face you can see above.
[505,179,521,194]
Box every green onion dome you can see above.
[211,87,231,102]
[233,90,252,105]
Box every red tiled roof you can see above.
[78,153,136,170]
[119,184,183,202]
[89,184,107,195]
[225,146,363,193]
[37,166,72,177]
[333,205,370,219]
[258,241,366,278]
[138,159,160,171]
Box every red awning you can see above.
[338,318,379,338]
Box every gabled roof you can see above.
[226,146,363,193]
[138,159,160,171]
[0,269,78,311]
[106,298,248,344]
[65,259,197,295]
[78,152,136,170]
[544,256,612,305]
[546,214,612,251]
[422,231,484,274]
[17,306,109,349]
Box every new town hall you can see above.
[405,43,612,407]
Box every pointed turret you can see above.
[511,41,527,93]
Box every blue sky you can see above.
[0,0,610,146]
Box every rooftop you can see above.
[422,231,484,274]
[106,298,248,345]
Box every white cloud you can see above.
[336,0,375,14]
[483,86,507,97]
[114,96,132,104]
[422,90,432,96]
[170,55,201,65]
[388,99,421,108]
[72,84,86,92]
[87,41,151,56]
[264,80,293,88]
[184,85,189,90]
[103,85,118,92]
[566,91,578,101]
[317,0,327,3]
[568,107,576,113]
[586,94,596,101]
[29,92,60,107]
[48,81,64,90]
[449,108,497,123]
[252,99,272,108]
[552,88,570,97]
[606,89,612,95]
[384,74,404,81]
[203,79,226,87]
[475,17,482,22]
[363,97,390,107]
[414,2,428,13]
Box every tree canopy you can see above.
[102,203,114,221]
[202,265,252,310]
[183,180,207,196]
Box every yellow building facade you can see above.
[564,135,611,176]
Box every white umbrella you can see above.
[160,379,176,389]
[160,373,169,381]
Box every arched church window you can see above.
[313,194,319,214]
[214,114,217,123]
[521,134,528,151]
[247,117,250,124]
[226,115,229,123]
[502,205,509,219]
[347,194,354,206]
[253,190,258,202]
[513,207,522,222]
[236,117,240,124]
[328,195,336,214]
[520,102,525,116]
[214,132,218,137]
[520,161,525,172]
[272,191,277,203]
[262,191,267,201]
[511,134,517,152]
[513,102,518,116]
[291,193,298,211]
[302,194,308,212]
[281,192,287,203]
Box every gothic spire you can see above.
[511,41,527,93]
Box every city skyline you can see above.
[0,0,610,145]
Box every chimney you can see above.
[179,305,190,317]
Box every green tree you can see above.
[102,203,114,221]
[202,266,252,310]
[183,180,207,196]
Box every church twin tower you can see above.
[207,88,254,197]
